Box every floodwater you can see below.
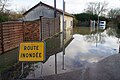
[26,27,120,79]
[0,27,120,80]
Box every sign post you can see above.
[54,0,57,74]
[19,42,46,78]
[62,0,65,70]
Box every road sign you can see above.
[19,42,45,62]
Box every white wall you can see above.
[23,4,55,21]
[60,15,73,44]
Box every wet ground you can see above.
[26,27,120,79]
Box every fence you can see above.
[0,17,60,54]
[23,17,60,41]
[23,17,61,57]
[41,17,60,40]
[23,20,40,41]
[0,17,61,80]
[0,23,2,54]
[0,22,23,54]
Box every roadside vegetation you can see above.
[73,1,120,29]
[0,0,26,22]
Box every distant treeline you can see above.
[73,13,108,27]
[74,13,107,21]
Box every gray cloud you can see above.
[9,0,120,14]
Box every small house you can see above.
[23,2,74,44]
[99,21,106,29]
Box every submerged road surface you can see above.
[26,28,119,79]
[44,54,120,80]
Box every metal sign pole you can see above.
[22,62,24,74]
[96,2,101,47]
[119,41,120,53]
[21,62,24,78]
[62,0,65,70]
[96,14,99,47]
[54,0,57,74]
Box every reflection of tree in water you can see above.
[84,32,106,44]
[85,27,120,44]
[106,28,117,36]
[115,29,120,38]
[106,28,120,38]
[104,27,120,54]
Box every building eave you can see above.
[23,1,74,18]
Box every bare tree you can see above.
[85,2,108,16]
[107,8,120,19]
[19,7,27,14]
[0,0,9,13]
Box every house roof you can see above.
[23,2,74,17]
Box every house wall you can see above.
[23,4,57,21]
[23,3,73,45]
[60,15,73,44]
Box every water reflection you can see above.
[84,33,106,44]
[26,27,119,79]
[66,34,118,63]
[0,27,120,79]
[116,29,120,38]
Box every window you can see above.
[71,21,73,26]
[64,21,66,29]
[64,21,66,39]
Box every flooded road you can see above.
[26,27,119,79]
[0,27,120,80]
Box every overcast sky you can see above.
[8,0,120,14]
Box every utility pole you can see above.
[62,0,65,70]
[54,0,57,74]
